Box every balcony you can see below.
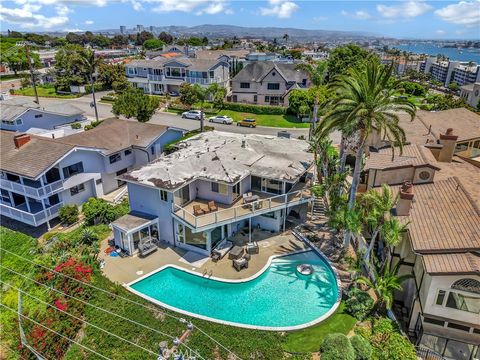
[146,74,223,85]
[0,178,64,199]
[0,202,64,227]
[147,74,163,81]
[173,187,312,230]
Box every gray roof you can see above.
[232,61,308,84]
[1,98,84,122]
[111,211,157,232]
[121,131,313,190]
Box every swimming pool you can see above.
[129,251,340,330]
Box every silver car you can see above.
[182,110,203,120]
[208,115,234,125]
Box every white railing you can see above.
[144,74,223,85]
[113,186,128,204]
[147,74,163,81]
[172,189,312,228]
[0,178,63,199]
[0,202,63,226]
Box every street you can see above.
[9,94,341,142]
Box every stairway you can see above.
[310,197,328,224]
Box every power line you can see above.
[0,302,112,360]
[1,280,160,358]
[1,247,242,359]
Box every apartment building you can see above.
[1,98,85,132]
[125,57,230,95]
[460,82,480,109]
[230,61,310,106]
[0,119,183,228]
[111,131,314,256]
[361,123,480,359]
[420,57,480,87]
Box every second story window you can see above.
[109,153,121,164]
[211,182,228,195]
[240,82,250,89]
[70,183,86,196]
[267,83,280,90]
[34,114,43,118]
[124,149,132,156]
[127,67,137,76]
[160,190,168,201]
[62,162,84,179]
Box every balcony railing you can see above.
[0,202,63,226]
[146,74,223,85]
[0,178,64,199]
[172,188,312,229]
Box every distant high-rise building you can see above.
[120,25,126,35]
[136,25,144,33]
[149,26,154,33]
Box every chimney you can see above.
[438,128,458,163]
[13,134,31,149]
[241,139,246,148]
[396,181,414,216]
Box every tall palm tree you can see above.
[78,49,104,122]
[356,258,412,311]
[379,218,409,269]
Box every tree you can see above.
[322,62,416,247]
[448,81,459,92]
[350,335,372,360]
[77,49,104,122]
[143,38,165,50]
[98,63,128,92]
[320,333,355,360]
[328,204,362,247]
[59,205,79,225]
[158,32,173,44]
[327,44,370,80]
[0,47,40,75]
[345,287,374,321]
[112,87,160,122]
[111,35,128,47]
[193,84,208,132]
[368,318,417,360]
[91,34,111,48]
[136,31,153,46]
[54,44,89,90]
[201,36,208,46]
[283,33,289,44]
[82,198,117,225]
[207,82,227,109]
[65,32,85,45]
[179,83,198,108]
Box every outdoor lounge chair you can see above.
[211,240,233,262]
[233,257,249,272]
[246,241,259,254]
[193,205,205,216]
[208,201,218,212]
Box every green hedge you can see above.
[222,102,287,115]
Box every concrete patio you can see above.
[100,230,309,284]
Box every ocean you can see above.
[394,43,480,63]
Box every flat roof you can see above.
[121,131,313,190]
[111,211,157,232]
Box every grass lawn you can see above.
[166,108,310,128]
[283,302,357,353]
[14,86,79,99]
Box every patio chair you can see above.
[246,241,259,255]
[233,257,249,272]
[193,205,205,216]
[208,201,218,212]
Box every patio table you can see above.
[228,245,244,260]
[243,194,260,203]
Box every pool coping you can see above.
[125,240,342,331]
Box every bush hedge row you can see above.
[222,102,287,115]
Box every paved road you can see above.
[11,95,342,142]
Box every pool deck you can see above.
[100,230,309,285]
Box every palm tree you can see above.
[283,33,289,45]
[379,218,409,268]
[328,204,362,247]
[356,258,412,311]
[193,83,207,132]
[78,49,104,122]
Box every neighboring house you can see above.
[0,98,85,132]
[125,57,230,95]
[111,131,314,257]
[460,82,480,109]
[230,61,310,106]
[0,118,184,228]
[361,128,480,359]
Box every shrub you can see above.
[84,120,103,131]
[70,122,81,129]
[59,205,79,225]
[369,318,417,360]
[320,333,355,360]
[222,102,287,115]
[82,198,117,225]
[345,287,374,320]
[351,335,372,360]
[80,228,99,246]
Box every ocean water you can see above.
[130,251,338,328]
[394,44,480,63]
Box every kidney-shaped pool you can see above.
[129,251,339,330]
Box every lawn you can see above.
[166,108,310,128]
[14,85,79,99]
[283,302,357,353]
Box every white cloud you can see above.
[84,19,93,24]
[341,9,371,20]
[55,4,71,16]
[312,15,327,23]
[377,1,432,19]
[150,0,231,14]
[0,3,68,28]
[63,27,83,32]
[196,0,231,15]
[436,29,446,35]
[435,1,480,27]
[260,0,299,19]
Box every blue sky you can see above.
[1,1,479,39]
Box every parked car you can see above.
[182,110,203,120]
[237,118,257,128]
[208,115,233,125]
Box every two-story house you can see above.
[125,57,230,95]
[0,119,184,229]
[111,131,314,257]
[230,61,310,106]
[1,98,85,132]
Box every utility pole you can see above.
[24,44,39,105]
[90,50,99,122]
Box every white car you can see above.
[208,115,234,125]
[182,110,203,120]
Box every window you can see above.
[240,82,250,89]
[209,71,214,78]
[160,190,168,202]
[265,96,270,102]
[436,290,446,305]
[95,179,102,185]
[127,67,137,75]
[151,147,155,155]
[262,211,277,219]
[62,162,84,178]
[16,118,23,125]
[34,114,43,118]
[70,183,85,196]
[211,182,228,195]
[423,317,445,326]
[109,153,121,164]
[124,149,132,156]
[267,83,280,90]
[253,95,257,102]
[447,322,470,332]
[445,291,480,313]
[451,278,480,294]
[2,120,14,125]
[419,171,431,180]
[211,182,219,193]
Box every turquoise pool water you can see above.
[130,251,339,329]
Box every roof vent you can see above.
[13,134,31,149]
[241,140,246,148]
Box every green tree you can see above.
[369,318,416,360]
[201,36,208,46]
[158,32,173,44]
[53,44,89,90]
[91,34,111,48]
[143,38,165,50]
[207,82,227,109]
[112,87,160,122]
[136,31,153,46]
[98,63,128,92]
[350,335,372,360]
[179,83,198,108]
[77,49,104,121]
[448,81,459,92]
[193,83,208,132]
[327,44,370,80]
[0,47,40,75]
[111,35,128,47]
[322,62,416,247]
[288,88,314,116]
[59,205,79,225]
[321,333,355,360]
[82,198,117,225]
